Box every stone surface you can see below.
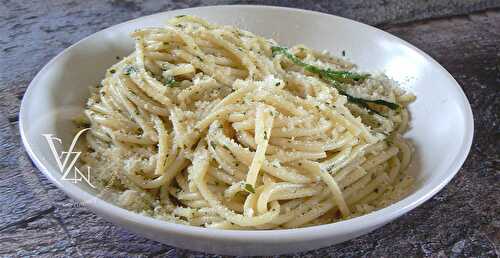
[1,0,499,257]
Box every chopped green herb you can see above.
[164,76,178,87]
[175,15,186,18]
[244,183,255,194]
[275,82,281,86]
[123,66,137,75]
[109,69,116,74]
[196,56,203,62]
[342,50,346,56]
[263,131,268,140]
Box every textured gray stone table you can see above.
[1,0,499,257]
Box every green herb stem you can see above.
[271,46,399,112]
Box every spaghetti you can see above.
[78,16,416,229]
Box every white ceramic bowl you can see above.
[20,5,474,256]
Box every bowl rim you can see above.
[19,4,474,243]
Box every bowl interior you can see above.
[20,5,472,238]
